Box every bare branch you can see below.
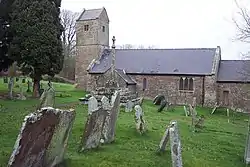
[60,9,79,57]
[233,0,250,43]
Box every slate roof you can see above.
[89,48,217,75]
[116,69,136,84]
[77,8,104,21]
[217,60,250,82]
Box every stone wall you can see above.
[217,82,250,110]
[203,75,217,107]
[130,75,205,105]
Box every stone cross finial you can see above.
[112,36,116,49]
[111,36,116,81]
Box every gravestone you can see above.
[245,117,250,164]
[88,96,98,115]
[4,77,8,83]
[134,105,146,134]
[38,86,55,109]
[79,108,109,151]
[169,121,183,167]
[101,96,110,110]
[7,107,76,167]
[102,91,120,143]
[158,126,170,152]
[125,100,133,112]
[17,86,26,100]
[26,81,32,92]
[158,99,167,112]
[183,106,189,117]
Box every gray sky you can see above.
[61,0,250,60]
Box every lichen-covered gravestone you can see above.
[134,105,146,134]
[38,86,55,110]
[102,91,121,143]
[125,100,133,112]
[169,121,183,167]
[245,116,250,164]
[79,108,109,151]
[158,126,170,152]
[7,107,76,167]
[157,120,183,167]
[88,96,98,115]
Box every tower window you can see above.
[102,26,105,32]
[84,25,89,31]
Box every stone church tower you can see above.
[75,7,109,90]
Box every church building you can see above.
[75,7,250,109]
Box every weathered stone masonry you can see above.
[75,7,250,109]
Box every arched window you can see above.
[184,77,189,90]
[142,78,147,91]
[179,77,184,90]
[189,78,194,90]
[179,77,194,91]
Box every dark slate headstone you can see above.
[8,107,76,167]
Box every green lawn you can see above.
[0,78,249,167]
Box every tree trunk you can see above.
[33,76,40,98]
[8,77,14,99]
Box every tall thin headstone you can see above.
[169,121,183,167]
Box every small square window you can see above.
[102,26,105,32]
[84,25,89,31]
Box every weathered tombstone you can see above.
[245,116,250,165]
[79,108,109,151]
[158,126,170,152]
[158,99,167,112]
[227,108,230,123]
[183,106,189,117]
[195,115,205,128]
[7,107,76,167]
[102,91,121,143]
[17,86,26,100]
[38,86,55,110]
[26,80,31,92]
[169,121,183,167]
[153,94,165,105]
[125,100,133,112]
[88,96,98,115]
[157,120,183,167]
[4,77,8,83]
[134,105,146,134]
[101,96,110,109]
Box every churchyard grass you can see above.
[0,78,249,166]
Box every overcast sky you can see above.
[61,0,250,60]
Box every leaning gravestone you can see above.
[79,108,109,151]
[102,91,121,143]
[134,105,146,134]
[88,96,98,115]
[37,86,55,110]
[125,100,133,112]
[7,107,76,167]
[157,120,183,167]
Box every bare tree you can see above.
[59,9,79,80]
[60,9,79,57]
[233,0,250,43]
